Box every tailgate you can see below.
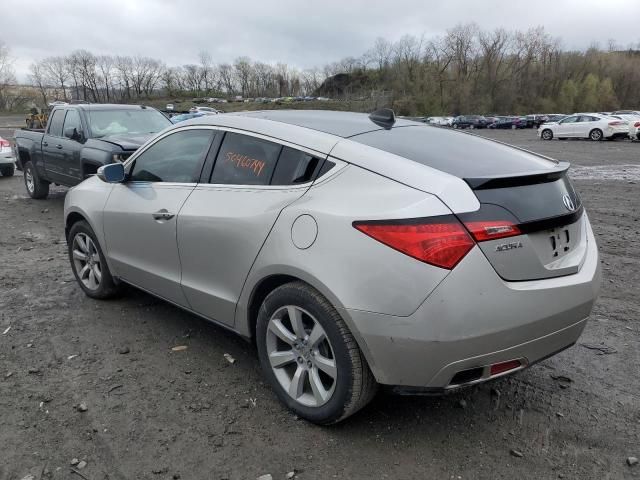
[459,166,587,281]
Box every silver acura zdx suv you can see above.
[64,109,601,424]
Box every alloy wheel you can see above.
[266,305,337,407]
[25,168,34,193]
[72,233,102,290]
[590,130,602,141]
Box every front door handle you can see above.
[43,142,48,147]
[55,144,63,149]
[152,209,175,221]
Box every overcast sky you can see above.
[3,0,639,81]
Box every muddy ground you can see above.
[0,127,639,480]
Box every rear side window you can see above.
[47,109,65,137]
[271,147,321,185]
[129,129,214,183]
[210,132,281,185]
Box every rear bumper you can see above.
[344,219,601,388]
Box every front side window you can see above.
[210,132,281,185]
[63,110,82,136]
[47,109,65,137]
[129,129,214,183]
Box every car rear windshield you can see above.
[349,125,556,178]
[87,109,171,138]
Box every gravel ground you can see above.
[1,127,639,480]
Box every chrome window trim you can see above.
[124,124,346,190]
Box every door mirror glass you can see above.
[97,163,125,183]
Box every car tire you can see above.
[469,124,475,129]
[589,129,603,141]
[453,124,458,129]
[541,129,553,140]
[511,124,517,130]
[0,164,15,177]
[23,161,49,199]
[256,281,377,424]
[67,220,122,300]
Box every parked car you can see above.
[189,106,220,114]
[63,109,600,424]
[426,116,450,126]
[451,115,488,129]
[166,104,174,111]
[487,116,524,129]
[612,110,640,116]
[0,136,15,177]
[610,113,640,140]
[538,113,629,141]
[525,114,549,128]
[13,104,171,198]
[170,112,207,124]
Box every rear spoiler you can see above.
[464,162,570,190]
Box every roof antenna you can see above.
[369,108,396,129]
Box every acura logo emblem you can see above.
[562,194,575,211]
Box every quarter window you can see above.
[210,132,281,185]
[271,147,321,185]
[47,109,65,137]
[129,129,214,183]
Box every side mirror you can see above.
[97,163,125,183]
[64,127,83,141]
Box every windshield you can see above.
[88,109,170,138]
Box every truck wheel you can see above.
[23,161,50,199]
[0,164,15,177]
[67,220,122,299]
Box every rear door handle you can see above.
[43,142,48,147]
[55,145,63,149]
[152,209,175,221]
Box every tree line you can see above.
[321,24,640,115]
[1,24,640,114]
[27,50,324,105]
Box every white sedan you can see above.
[0,136,15,177]
[611,113,640,140]
[538,113,629,141]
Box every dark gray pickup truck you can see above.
[14,104,171,198]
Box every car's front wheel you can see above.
[256,282,377,424]
[68,220,122,299]
[541,129,553,140]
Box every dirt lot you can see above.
[1,127,639,480]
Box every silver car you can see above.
[63,110,601,424]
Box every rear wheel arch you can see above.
[245,271,377,375]
[247,274,306,343]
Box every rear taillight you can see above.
[353,216,475,269]
[634,122,640,128]
[608,121,625,126]
[463,220,521,242]
[0,139,9,148]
